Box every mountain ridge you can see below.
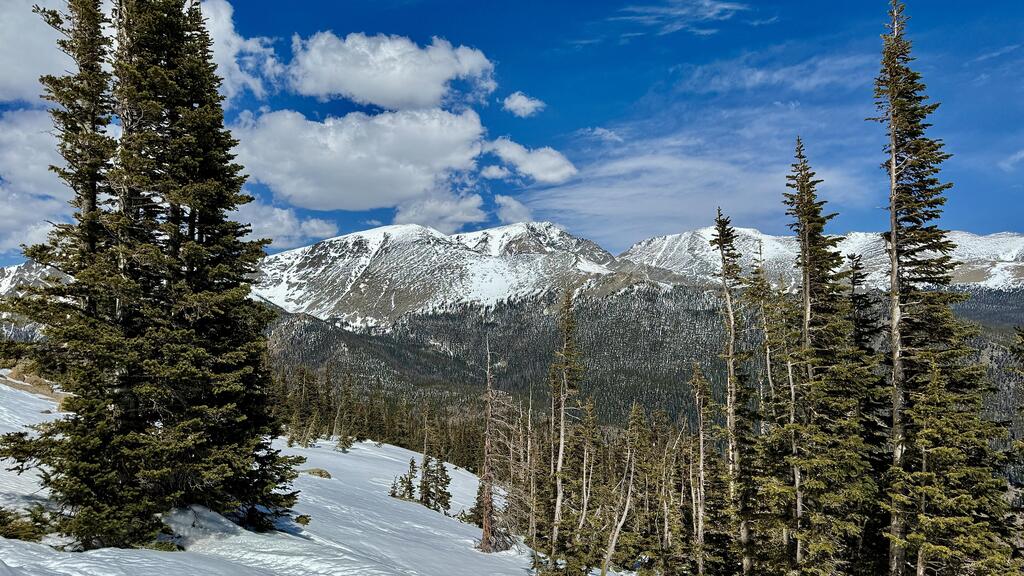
[3,222,1024,329]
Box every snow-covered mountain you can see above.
[252,221,678,326]
[0,376,536,576]
[619,227,1024,291]
[3,223,1023,329]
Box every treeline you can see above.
[463,3,1024,575]
[271,365,486,474]
[0,0,299,550]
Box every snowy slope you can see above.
[619,227,1024,290]
[0,381,534,575]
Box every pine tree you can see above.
[429,457,452,514]
[419,454,434,508]
[710,208,755,574]
[781,137,880,574]
[548,289,583,567]
[0,0,165,549]
[152,1,301,528]
[873,2,1019,573]
[400,458,417,500]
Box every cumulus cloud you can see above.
[494,195,533,224]
[0,109,69,254]
[393,192,486,233]
[502,91,546,117]
[480,165,512,179]
[0,0,68,103]
[201,0,283,105]
[288,32,495,110]
[233,199,338,249]
[486,138,578,184]
[232,108,485,211]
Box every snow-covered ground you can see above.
[0,382,534,575]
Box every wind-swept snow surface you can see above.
[0,382,533,575]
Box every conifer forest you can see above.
[0,1,1021,575]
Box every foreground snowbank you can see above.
[0,382,533,575]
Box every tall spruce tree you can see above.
[1,0,300,546]
[783,138,878,575]
[873,1,1019,573]
[548,289,583,567]
[710,208,756,574]
[149,0,301,528]
[0,0,165,549]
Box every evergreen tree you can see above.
[710,208,756,574]
[547,289,583,567]
[419,454,434,508]
[781,137,879,574]
[428,458,452,514]
[873,2,1019,573]
[0,0,165,549]
[399,458,417,500]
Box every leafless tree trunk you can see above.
[478,338,496,552]
[601,449,635,576]
[788,360,804,565]
[550,360,568,566]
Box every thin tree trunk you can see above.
[550,358,568,566]
[576,442,590,533]
[716,239,751,574]
[696,410,707,576]
[887,14,907,576]
[788,359,804,565]
[601,450,635,576]
[527,386,537,549]
[479,339,495,552]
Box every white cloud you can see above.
[614,0,749,35]
[0,0,69,103]
[522,147,786,251]
[998,148,1024,172]
[678,53,875,94]
[233,199,338,249]
[502,91,546,117]
[288,32,495,110]
[393,192,486,233]
[0,108,69,254]
[578,127,624,143]
[521,99,878,252]
[232,108,485,211]
[494,195,533,224]
[486,138,578,184]
[201,0,283,105]
[480,165,512,179]
[0,109,65,199]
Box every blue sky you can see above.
[1,0,1022,266]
